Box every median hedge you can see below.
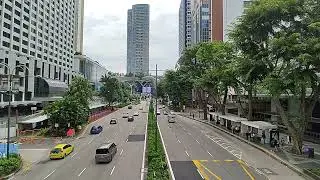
[147,101,169,180]
[0,154,22,177]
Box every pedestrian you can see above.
[193,114,195,119]
[262,131,266,144]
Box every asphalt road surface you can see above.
[12,101,149,180]
[158,110,267,180]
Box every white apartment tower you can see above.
[0,0,78,102]
[127,4,150,76]
[74,0,84,54]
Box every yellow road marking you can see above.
[237,160,255,180]
[198,161,222,180]
[224,160,234,162]
[212,160,220,162]
[200,160,208,162]
[193,160,210,180]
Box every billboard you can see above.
[142,87,152,94]
[0,143,19,157]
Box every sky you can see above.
[83,0,181,75]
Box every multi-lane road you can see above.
[13,101,149,180]
[158,111,266,180]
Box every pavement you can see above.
[10,101,149,180]
[158,109,305,180]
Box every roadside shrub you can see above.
[0,154,22,177]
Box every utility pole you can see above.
[155,64,158,151]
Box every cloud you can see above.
[83,0,180,74]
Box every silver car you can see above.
[95,143,117,163]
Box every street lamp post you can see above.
[0,63,29,159]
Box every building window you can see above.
[13,36,20,42]
[2,31,10,38]
[2,41,10,48]
[13,45,20,51]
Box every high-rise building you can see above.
[74,0,84,54]
[191,0,211,45]
[127,4,150,76]
[0,0,79,103]
[178,0,192,57]
[211,0,252,41]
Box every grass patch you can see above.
[0,154,22,177]
[147,101,170,180]
[307,168,320,177]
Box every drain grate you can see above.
[127,134,145,142]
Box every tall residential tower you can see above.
[127,4,150,76]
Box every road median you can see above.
[145,101,170,180]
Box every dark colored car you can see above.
[90,125,103,134]
[128,116,134,122]
[110,118,117,124]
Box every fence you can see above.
[88,109,114,122]
[17,136,63,144]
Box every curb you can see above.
[304,169,320,180]
[141,102,149,180]
[179,114,315,180]
[0,156,23,180]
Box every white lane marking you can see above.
[71,152,78,158]
[88,138,94,144]
[177,139,181,143]
[207,151,213,157]
[110,166,115,175]
[43,169,56,179]
[197,169,204,179]
[8,177,16,180]
[78,168,86,177]
[158,119,176,180]
[185,151,190,157]
[188,132,192,135]
[120,149,124,156]
[196,140,200,144]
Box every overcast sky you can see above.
[83,0,180,75]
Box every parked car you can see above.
[122,112,129,118]
[163,111,168,115]
[110,118,117,124]
[157,111,161,115]
[50,144,74,160]
[95,142,117,163]
[128,116,134,122]
[90,125,103,134]
[139,107,143,110]
[128,105,132,109]
[134,112,139,116]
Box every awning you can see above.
[89,104,107,109]
[42,77,68,93]
[241,121,277,130]
[18,115,48,124]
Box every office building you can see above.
[211,0,252,41]
[178,0,192,57]
[127,4,150,76]
[74,0,84,54]
[191,0,211,45]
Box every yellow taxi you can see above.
[49,144,74,160]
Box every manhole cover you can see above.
[127,134,145,142]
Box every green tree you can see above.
[100,74,121,106]
[262,0,320,154]
[44,77,92,135]
[196,41,238,115]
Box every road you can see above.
[158,110,267,180]
[12,101,149,180]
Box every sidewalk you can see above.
[180,109,315,180]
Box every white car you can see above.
[134,112,139,116]
[122,113,129,118]
[157,111,161,115]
